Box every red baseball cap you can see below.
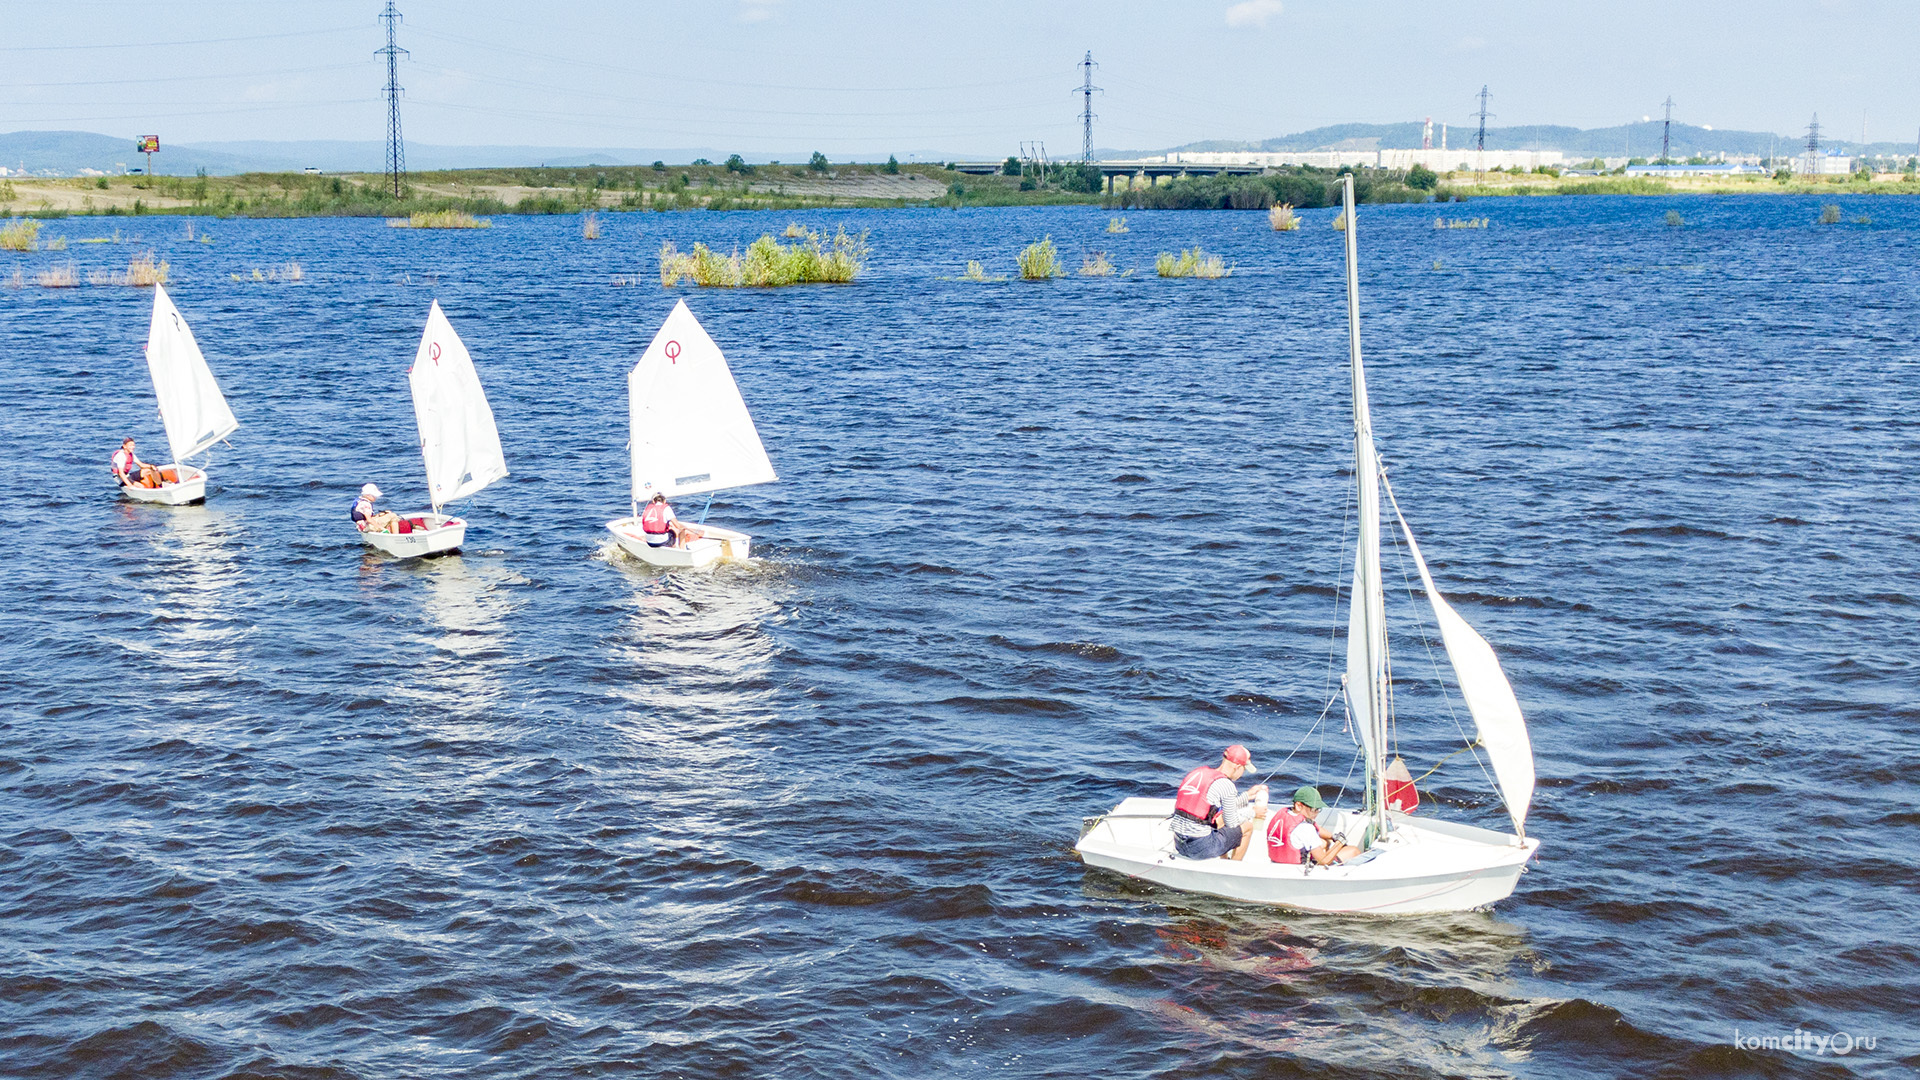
[1224,744,1252,766]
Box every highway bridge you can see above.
[946,160,1268,190]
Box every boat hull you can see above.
[119,464,207,505]
[606,517,752,569]
[359,512,466,559]
[1075,797,1538,915]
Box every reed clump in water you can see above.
[4,267,23,288]
[1433,217,1488,229]
[659,226,868,287]
[35,262,79,288]
[119,252,169,286]
[1155,247,1230,278]
[782,222,809,238]
[388,209,491,229]
[1079,252,1116,276]
[956,260,1005,282]
[1268,203,1298,230]
[1105,216,1129,233]
[0,218,41,251]
[581,212,602,240]
[1819,204,1841,224]
[1017,236,1064,279]
[1665,210,1684,227]
[1332,211,1348,231]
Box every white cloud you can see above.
[1225,0,1283,29]
[738,0,781,23]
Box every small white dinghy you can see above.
[606,300,777,569]
[358,301,509,559]
[1076,177,1542,916]
[121,284,238,505]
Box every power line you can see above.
[378,1,407,198]
[0,25,363,52]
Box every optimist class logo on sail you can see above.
[665,341,680,364]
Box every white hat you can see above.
[361,483,382,498]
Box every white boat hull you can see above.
[119,464,207,505]
[358,512,467,559]
[1075,797,1539,915]
[606,516,752,569]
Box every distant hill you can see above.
[1147,122,1913,160]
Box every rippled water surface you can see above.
[3,197,1918,1078]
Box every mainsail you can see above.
[145,284,238,463]
[628,300,777,503]
[1340,177,1391,834]
[408,301,509,512]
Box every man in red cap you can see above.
[1169,744,1270,861]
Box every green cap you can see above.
[1292,785,1326,810]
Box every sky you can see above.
[4,0,1918,157]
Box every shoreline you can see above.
[4,163,1918,220]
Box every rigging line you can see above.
[1412,740,1481,785]
[1325,463,1355,702]
[0,25,365,52]
[1379,470,1502,801]
[1332,744,1362,810]
[1250,691,1342,788]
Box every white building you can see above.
[1163,148,1565,171]
[1798,152,1852,175]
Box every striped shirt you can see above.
[1169,776,1252,839]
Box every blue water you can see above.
[2,195,1916,1078]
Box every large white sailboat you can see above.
[1075,178,1541,915]
[359,301,509,559]
[606,300,776,569]
[122,284,238,505]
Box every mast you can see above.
[1341,175,1390,838]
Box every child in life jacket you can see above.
[1265,785,1337,866]
[111,438,175,488]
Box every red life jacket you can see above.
[112,448,135,478]
[641,501,674,534]
[1173,766,1226,828]
[1265,808,1311,865]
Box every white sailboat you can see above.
[359,301,509,559]
[606,300,776,569]
[122,284,238,505]
[1075,177,1542,915]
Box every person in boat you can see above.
[1169,744,1269,861]
[640,493,701,549]
[1265,786,1333,866]
[111,437,160,488]
[351,483,402,534]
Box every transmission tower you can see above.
[1660,96,1674,162]
[1077,51,1101,164]
[1474,86,1492,151]
[378,1,408,198]
[1804,113,1821,177]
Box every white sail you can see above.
[1340,177,1390,833]
[145,284,238,463]
[408,301,508,512]
[628,299,777,502]
[1387,496,1536,838]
